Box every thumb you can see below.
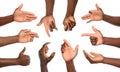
[92,26,99,33]
[20,47,26,56]
[96,4,100,10]
[17,4,23,10]
[37,20,43,26]
[74,45,79,55]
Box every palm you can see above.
[62,47,76,61]
[92,54,104,62]
[37,15,57,37]
[14,4,36,22]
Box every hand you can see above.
[17,47,30,66]
[39,42,55,65]
[37,15,58,37]
[14,4,37,22]
[81,4,103,23]
[63,16,76,31]
[61,39,79,61]
[18,29,39,43]
[81,26,103,45]
[83,50,104,63]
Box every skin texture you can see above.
[0,29,39,47]
[0,4,37,26]
[81,26,120,48]
[83,50,120,68]
[61,39,79,72]
[63,0,78,31]
[0,47,30,67]
[81,4,120,26]
[39,42,55,72]
[37,0,57,37]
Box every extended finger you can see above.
[83,50,93,62]
[90,52,98,57]
[92,26,99,33]
[63,39,71,47]
[74,45,79,55]
[81,14,91,20]
[20,47,26,56]
[47,52,55,62]
[44,24,50,37]
[87,20,93,23]
[81,33,94,37]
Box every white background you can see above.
[0,0,120,72]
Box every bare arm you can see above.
[0,48,30,67]
[63,0,78,31]
[103,57,120,67]
[61,39,78,72]
[39,42,55,72]
[103,15,120,26]
[103,37,120,48]
[65,60,76,72]
[65,0,78,17]
[83,50,120,68]
[0,15,14,26]
[0,29,39,47]
[0,36,19,47]
[45,0,54,16]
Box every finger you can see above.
[20,47,26,55]
[23,11,35,16]
[24,18,36,22]
[49,24,53,32]
[67,22,71,31]
[64,24,68,31]
[30,33,39,38]
[96,4,100,10]
[43,23,50,37]
[83,50,93,61]
[74,45,79,55]
[43,42,50,48]
[50,52,55,59]
[21,29,31,33]
[81,14,91,20]
[63,39,71,47]
[37,19,43,26]
[70,21,76,30]
[90,36,97,45]
[25,15,37,20]
[90,52,98,56]
[87,20,93,23]
[81,33,93,37]
[92,26,99,33]
[47,52,55,62]
[52,21,58,31]
[17,4,23,10]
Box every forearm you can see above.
[103,37,120,48]
[40,63,48,72]
[103,14,120,26]
[45,0,54,16]
[0,35,19,47]
[0,58,19,67]
[103,57,120,67]
[65,0,78,17]
[0,15,14,26]
[65,60,76,72]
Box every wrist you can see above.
[103,37,107,44]
[14,35,19,43]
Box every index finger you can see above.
[81,33,94,37]
[81,14,91,20]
